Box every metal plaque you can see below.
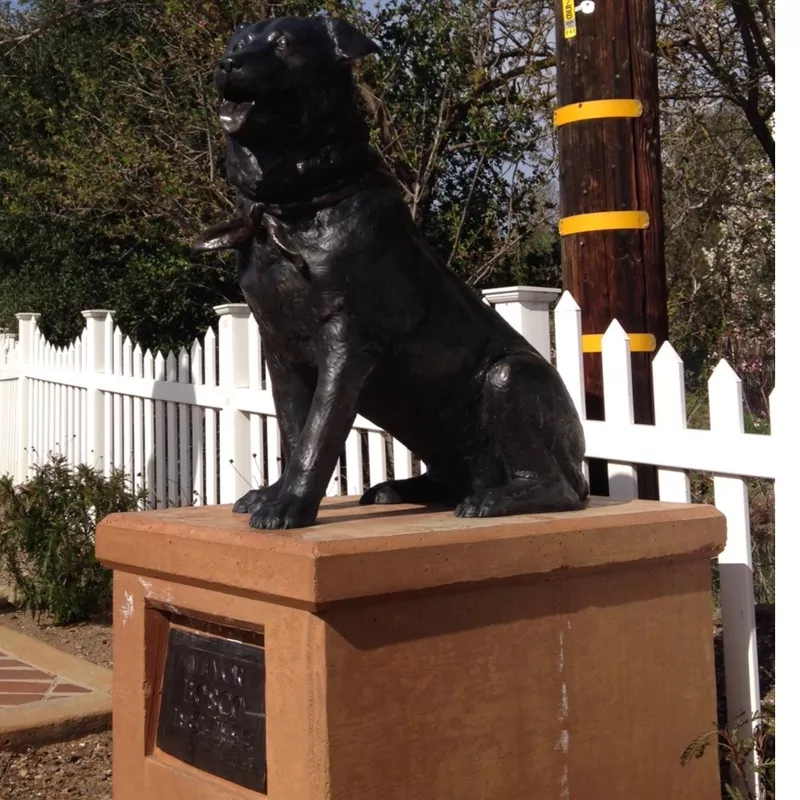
[156,626,266,793]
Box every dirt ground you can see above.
[0,733,112,800]
[0,601,113,800]
[0,607,112,670]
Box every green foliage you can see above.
[0,455,145,625]
[0,0,559,349]
[0,0,774,371]
[360,0,558,286]
[681,705,775,800]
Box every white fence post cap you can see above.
[15,312,41,322]
[214,303,251,318]
[81,310,115,320]
[482,286,561,306]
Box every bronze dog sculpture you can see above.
[194,15,588,530]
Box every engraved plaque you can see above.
[156,626,266,793]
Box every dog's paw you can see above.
[454,490,499,519]
[359,481,404,506]
[249,494,318,530]
[233,489,264,514]
[233,483,281,514]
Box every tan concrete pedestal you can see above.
[96,496,725,800]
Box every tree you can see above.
[0,0,774,404]
[657,0,774,413]
[0,0,561,350]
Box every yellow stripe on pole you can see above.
[554,99,643,128]
[582,334,657,354]
[559,210,650,236]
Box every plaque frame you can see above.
[146,608,267,794]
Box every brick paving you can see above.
[0,626,112,747]
[0,650,91,709]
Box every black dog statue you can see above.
[194,15,589,530]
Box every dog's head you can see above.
[213,15,379,136]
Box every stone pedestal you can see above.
[96,497,725,800]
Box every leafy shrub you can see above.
[0,456,145,625]
[682,704,775,800]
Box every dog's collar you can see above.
[249,161,399,219]
[293,139,368,181]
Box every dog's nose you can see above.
[219,57,237,73]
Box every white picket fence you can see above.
[0,332,20,479]
[0,287,776,756]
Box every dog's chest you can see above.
[237,241,319,362]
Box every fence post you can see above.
[710,359,760,790]
[215,304,252,504]
[82,310,114,473]
[482,286,561,362]
[14,313,40,482]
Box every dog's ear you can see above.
[323,17,380,62]
[223,21,250,51]
[191,217,254,254]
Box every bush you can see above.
[0,456,145,625]
[682,704,775,800]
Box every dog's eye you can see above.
[275,35,289,49]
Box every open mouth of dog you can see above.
[219,99,256,134]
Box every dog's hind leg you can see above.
[360,474,462,507]
[456,355,588,518]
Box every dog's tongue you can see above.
[219,100,255,134]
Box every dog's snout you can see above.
[219,56,238,73]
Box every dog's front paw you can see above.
[249,494,318,530]
[233,481,283,514]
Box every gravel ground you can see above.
[0,594,113,799]
[0,733,112,800]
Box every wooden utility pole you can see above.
[554,0,669,498]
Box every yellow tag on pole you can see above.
[563,0,577,39]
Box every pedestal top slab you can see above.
[96,497,725,608]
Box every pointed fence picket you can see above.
[0,334,18,479]
[67,343,76,466]
[190,340,204,507]
[265,412,282,487]
[166,351,178,508]
[368,431,388,487]
[392,440,414,482]
[133,344,145,496]
[112,328,123,474]
[345,430,364,497]
[247,315,265,495]
[102,315,114,477]
[178,347,191,506]
[122,337,133,480]
[154,352,167,508]
[601,321,638,500]
[710,361,762,751]
[0,288,777,756]
[653,343,691,503]
[143,349,156,509]
[203,328,218,506]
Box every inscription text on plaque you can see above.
[156,626,266,792]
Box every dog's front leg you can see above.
[233,350,314,514]
[249,321,376,530]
